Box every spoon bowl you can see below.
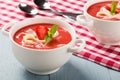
[19,3,38,15]
[33,0,50,9]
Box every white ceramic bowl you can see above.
[4,17,85,75]
[77,0,120,45]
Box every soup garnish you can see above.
[44,24,58,43]
[36,24,58,43]
[110,1,117,15]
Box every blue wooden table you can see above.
[0,30,120,80]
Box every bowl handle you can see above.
[68,39,86,52]
[76,15,93,28]
[2,21,16,35]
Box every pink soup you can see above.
[13,23,72,49]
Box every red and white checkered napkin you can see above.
[0,0,120,71]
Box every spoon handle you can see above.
[57,11,82,20]
[43,8,82,20]
[51,9,82,20]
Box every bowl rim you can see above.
[9,17,76,51]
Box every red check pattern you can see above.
[1,0,120,71]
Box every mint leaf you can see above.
[44,35,52,43]
[44,24,58,43]
[110,1,117,15]
[48,24,58,37]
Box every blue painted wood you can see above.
[0,31,49,80]
[109,69,120,80]
[50,56,111,80]
[0,31,120,80]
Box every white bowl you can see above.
[77,0,120,45]
[6,17,86,75]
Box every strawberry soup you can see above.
[87,1,120,20]
[13,23,72,49]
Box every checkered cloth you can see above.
[1,0,120,71]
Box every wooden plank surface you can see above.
[0,31,120,80]
[0,31,49,80]
[50,56,111,80]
